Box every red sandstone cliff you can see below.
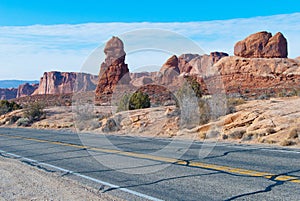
[33,71,98,95]
[16,83,39,98]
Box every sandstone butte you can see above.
[33,71,98,95]
[16,83,39,98]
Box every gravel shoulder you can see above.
[0,156,121,201]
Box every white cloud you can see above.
[0,13,300,79]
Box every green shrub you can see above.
[129,91,151,110]
[24,102,45,122]
[117,92,151,112]
[0,100,21,115]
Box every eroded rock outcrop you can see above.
[156,55,180,85]
[95,36,131,104]
[154,52,229,89]
[196,97,300,146]
[178,54,200,73]
[33,71,98,95]
[210,52,229,63]
[205,56,300,96]
[234,31,288,58]
[16,83,39,98]
[130,72,157,87]
[177,52,228,75]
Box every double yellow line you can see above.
[1,133,299,184]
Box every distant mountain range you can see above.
[0,80,39,89]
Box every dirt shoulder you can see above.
[0,156,121,201]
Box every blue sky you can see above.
[1,0,300,25]
[0,1,300,79]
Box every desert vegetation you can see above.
[15,102,46,126]
[117,91,151,112]
[0,100,21,115]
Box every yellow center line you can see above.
[0,133,299,184]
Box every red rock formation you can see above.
[210,52,229,63]
[33,71,98,95]
[177,52,228,75]
[161,55,179,71]
[131,76,154,87]
[153,52,229,89]
[234,31,288,58]
[138,84,177,106]
[16,83,39,98]
[95,36,131,104]
[200,56,300,97]
[156,55,180,85]
[130,72,157,80]
[0,88,17,100]
[178,54,199,73]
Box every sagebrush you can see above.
[24,102,46,122]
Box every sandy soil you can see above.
[1,97,300,147]
[0,156,121,201]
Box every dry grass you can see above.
[242,133,255,141]
[228,130,246,139]
[288,127,299,139]
[206,130,220,138]
[227,98,246,106]
[199,132,206,139]
[280,139,296,146]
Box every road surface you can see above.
[0,127,299,200]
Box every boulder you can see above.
[234,31,288,58]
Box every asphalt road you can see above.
[0,127,300,200]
